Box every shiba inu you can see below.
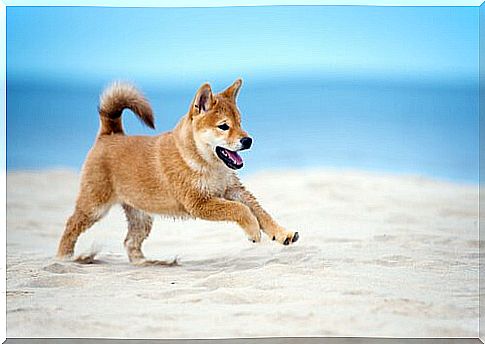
[57,79,299,265]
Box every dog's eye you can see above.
[218,123,230,131]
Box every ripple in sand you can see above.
[42,262,87,274]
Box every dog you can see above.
[57,79,299,264]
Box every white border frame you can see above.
[2,0,483,6]
[1,0,6,343]
[1,1,481,343]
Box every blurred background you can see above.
[6,6,478,182]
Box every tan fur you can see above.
[57,79,299,264]
[98,82,154,135]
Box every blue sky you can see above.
[7,6,478,86]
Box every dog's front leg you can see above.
[186,197,261,243]
[226,185,299,245]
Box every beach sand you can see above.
[6,169,479,338]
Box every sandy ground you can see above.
[6,169,479,338]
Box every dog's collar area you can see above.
[215,146,243,170]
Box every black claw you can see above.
[292,232,299,243]
[272,236,276,241]
[283,237,290,245]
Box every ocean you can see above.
[7,76,478,183]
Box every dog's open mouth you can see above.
[215,146,243,170]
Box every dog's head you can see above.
[189,79,252,170]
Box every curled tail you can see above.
[98,82,155,136]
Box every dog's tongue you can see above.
[227,150,243,165]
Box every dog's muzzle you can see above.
[215,137,252,170]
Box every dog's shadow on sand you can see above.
[46,245,323,271]
[44,243,322,275]
[181,244,321,273]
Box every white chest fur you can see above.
[195,167,234,197]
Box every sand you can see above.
[6,169,479,338]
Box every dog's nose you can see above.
[240,137,252,150]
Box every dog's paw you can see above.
[248,229,262,243]
[273,230,299,246]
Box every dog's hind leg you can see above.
[57,173,113,259]
[122,204,177,266]
[122,204,152,263]
[57,204,110,259]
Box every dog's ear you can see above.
[191,83,213,117]
[222,78,242,101]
